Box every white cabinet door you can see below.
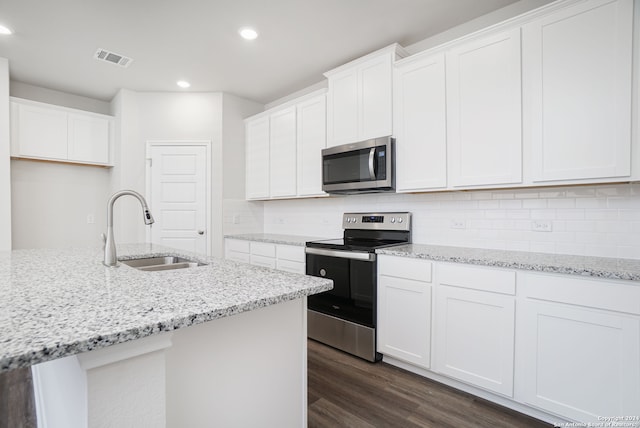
[359,54,393,141]
[245,116,270,200]
[296,95,326,197]
[446,28,522,187]
[326,48,398,147]
[518,300,640,422]
[13,102,68,160]
[434,284,515,397]
[524,0,633,182]
[327,68,359,147]
[394,53,447,191]
[269,107,296,198]
[225,239,251,264]
[378,274,432,368]
[68,113,110,164]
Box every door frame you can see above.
[145,140,212,256]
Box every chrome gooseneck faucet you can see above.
[103,190,154,267]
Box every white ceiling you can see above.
[1,0,535,105]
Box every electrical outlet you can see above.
[531,220,552,232]
[276,217,285,224]
[86,214,95,224]
[451,219,466,229]
[232,215,240,224]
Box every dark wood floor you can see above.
[3,340,549,428]
[0,367,36,428]
[308,339,550,428]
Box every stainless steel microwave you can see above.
[322,137,394,194]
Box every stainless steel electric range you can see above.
[305,212,411,362]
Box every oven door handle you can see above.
[305,247,376,262]
[368,147,376,180]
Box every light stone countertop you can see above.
[226,233,640,282]
[377,244,640,282]
[224,233,323,246]
[0,243,333,373]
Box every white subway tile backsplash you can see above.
[530,209,556,220]
[548,198,576,209]
[556,209,585,220]
[262,183,640,259]
[522,199,547,209]
[499,200,522,209]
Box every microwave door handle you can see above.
[368,148,376,180]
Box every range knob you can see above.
[398,218,403,223]
[351,217,357,223]
[346,218,351,223]
[390,218,396,223]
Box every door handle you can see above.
[197,230,205,235]
[368,148,376,180]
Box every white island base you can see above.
[31,298,308,428]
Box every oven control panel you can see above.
[342,212,411,231]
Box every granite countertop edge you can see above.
[0,244,332,372]
[377,244,640,282]
[224,233,321,246]
[227,233,640,282]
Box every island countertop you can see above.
[0,243,333,373]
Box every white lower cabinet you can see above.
[516,272,640,423]
[433,263,516,397]
[224,239,305,274]
[224,238,251,263]
[377,255,432,368]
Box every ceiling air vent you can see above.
[94,48,133,68]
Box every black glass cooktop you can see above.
[305,238,407,252]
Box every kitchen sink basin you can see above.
[120,256,208,271]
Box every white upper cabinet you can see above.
[326,68,359,147]
[523,0,633,183]
[296,94,327,197]
[10,97,113,166]
[393,53,447,191]
[269,107,297,198]
[245,115,270,200]
[446,28,523,187]
[325,44,408,147]
[245,89,327,201]
[67,113,110,164]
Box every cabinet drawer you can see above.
[378,255,432,282]
[438,263,515,295]
[226,239,250,253]
[226,251,250,264]
[520,272,640,315]
[250,254,276,269]
[276,259,305,275]
[276,245,305,263]
[250,242,276,258]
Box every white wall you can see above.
[8,82,112,249]
[0,58,12,251]
[221,94,264,238]
[263,184,640,260]
[112,90,262,258]
[10,81,111,114]
[11,161,111,249]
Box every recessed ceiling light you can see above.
[239,27,258,40]
[176,80,191,89]
[0,24,13,35]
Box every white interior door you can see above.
[148,143,209,255]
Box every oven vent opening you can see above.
[94,48,133,68]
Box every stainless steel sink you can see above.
[120,256,207,271]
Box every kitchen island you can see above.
[0,243,332,427]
